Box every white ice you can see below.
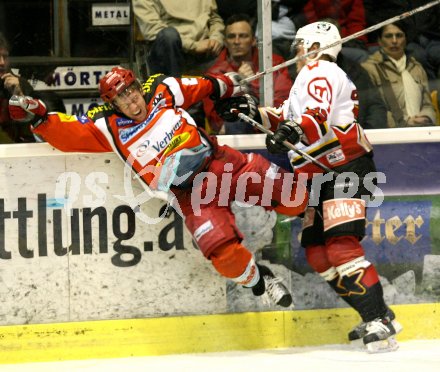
[2,339,440,372]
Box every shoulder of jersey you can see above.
[141,73,167,102]
[301,60,338,75]
[86,103,116,121]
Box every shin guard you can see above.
[336,259,388,322]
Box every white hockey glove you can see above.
[9,95,47,127]
[205,72,249,99]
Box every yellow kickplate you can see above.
[0,303,438,364]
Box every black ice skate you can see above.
[251,264,293,307]
[348,307,399,343]
[362,314,403,353]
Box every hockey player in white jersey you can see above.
[213,21,405,351]
[261,21,403,353]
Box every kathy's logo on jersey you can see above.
[308,77,332,105]
[323,198,365,231]
[116,118,134,127]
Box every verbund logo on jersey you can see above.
[323,198,365,231]
[135,139,150,157]
[128,110,183,167]
[149,120,183,154]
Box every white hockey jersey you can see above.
[283,60,372,176]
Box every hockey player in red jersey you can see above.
[265,22,403,351]
[8,67,308,307]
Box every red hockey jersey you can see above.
[33,74,217,192]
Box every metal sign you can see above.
[91,3,130,26]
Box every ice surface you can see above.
[2,339,439,372]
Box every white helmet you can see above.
[294,21,342,62]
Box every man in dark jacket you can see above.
[0,32,35,143]
[337,54,388,129]
[0,32,66,143]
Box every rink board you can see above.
[1,303,439,364]
[1,128,440,363]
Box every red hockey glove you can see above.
[204,72,249,99]
[8,95,47,126]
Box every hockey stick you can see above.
[233,110,334,173]
[242,0,440,83]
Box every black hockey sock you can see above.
[327,276,354,307]
[338,275,388,322]
[251,264,273,296]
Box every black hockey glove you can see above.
[214,93,258,122]
[266,120,303,154]
[266,135,290,154]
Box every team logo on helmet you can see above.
[295,21,342,62]
[317,22,332,32]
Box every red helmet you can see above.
[99,66,136,102]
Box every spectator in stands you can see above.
[132,0,224,77]
[364,0,440,90]
[361,22,436,127]
[203,14,292,134]
[0,33,66,143]
[218,1,308,61]
[267,1,308,60]
[337,54,388,129]
[0,32,37,143]
[301,0,369,63]
[322,18,388,129]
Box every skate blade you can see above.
[260,293,295,308]
[366,337,399,353]
[392,320,403,334]
[349,338,365,350]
